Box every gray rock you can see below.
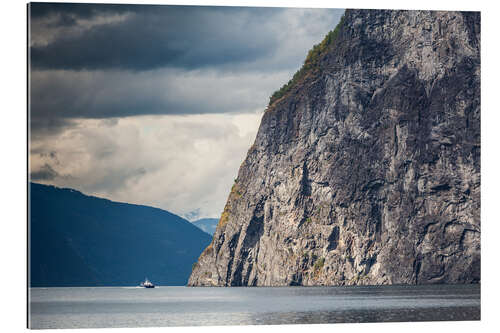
[189,9,480,286]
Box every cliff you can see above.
[189,9,480,286]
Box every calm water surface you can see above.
[29,284,480,329]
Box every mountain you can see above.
[189,9,480,286]
[29,182,211,287]
[192,218,219,235]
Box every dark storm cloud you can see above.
[30,3,283,71]
[28,68,289,136]
[29,3,344,135]
[28,3,345,217]
[29,114,77,139]
[30,163,59,181]
[29,2,131,20]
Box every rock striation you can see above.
[189,9,480,286]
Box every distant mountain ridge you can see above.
[191,218,219,235]
[29,182,211,287]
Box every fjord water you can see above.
[29,284,480,329]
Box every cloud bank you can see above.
[29,3,344,219]
[30,113,263,219]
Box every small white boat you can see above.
[140,277,155,288]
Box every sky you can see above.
[29,2,344,221]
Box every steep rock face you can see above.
[189,9,480,286]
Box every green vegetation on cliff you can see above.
[268,14,345,105]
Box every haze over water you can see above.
[29,284,480,329]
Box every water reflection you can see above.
[29,284,480,329]
[246,306,480,325]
